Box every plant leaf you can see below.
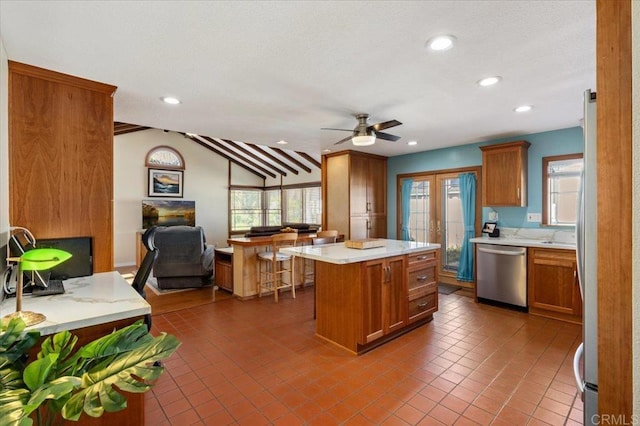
[0,388,30,426]
[22,376,81,416]
[23,354,59,391]
[0,318,40,364]
[61,333,180,421]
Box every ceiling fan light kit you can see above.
[352,134,376,146]
[323,113,402,146]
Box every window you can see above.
[543,154,583,226]
[264,189,281,226]
[283,186,321,224]
[229,184,320,233]
[230,189,263,232]
[145,146,185,170]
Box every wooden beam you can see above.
[201,136,277,179]
[244,143,299,175]
[596,0,632,418]
[186,135,266,180]
[114,122,150,136]
[218,139,288,176]
[296,151,321,169]
[271,147,312,173]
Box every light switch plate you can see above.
[527,213,542,222]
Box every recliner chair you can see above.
[152,226,214,289]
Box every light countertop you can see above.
[470,236,576,250]
[1,271,151,336]
[281,239,440,265]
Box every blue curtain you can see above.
[401,178,413,241]
[456,173,476,282]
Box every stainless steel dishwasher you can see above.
[476,243,527,309]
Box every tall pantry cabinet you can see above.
[322,150,387,240]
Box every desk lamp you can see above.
[3,248,72,326]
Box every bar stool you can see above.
[257,233,298,302]
[303,230,339,286]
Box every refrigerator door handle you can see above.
[573,342,585,394]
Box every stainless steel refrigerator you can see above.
[574,89,597,424]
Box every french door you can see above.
[401,168,480,285]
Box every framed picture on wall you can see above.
[148,168,183,197]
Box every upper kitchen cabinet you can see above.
[480,140,530,206]
[322,151,387,240]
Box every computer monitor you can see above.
[36,237,93,279]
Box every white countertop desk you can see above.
[1,271,151,336]
[281,239,441,263]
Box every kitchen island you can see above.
[282,239,440,354]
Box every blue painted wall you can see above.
[386,126,584,238]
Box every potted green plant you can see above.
[0,317,180,425]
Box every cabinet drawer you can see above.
[407,251,436,267]
[408,292,437,322]
[407,267,436,292]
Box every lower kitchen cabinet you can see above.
[528,247,582,324]
[361,256,406,344]
[314,248,440,354]
[406,250,438,323]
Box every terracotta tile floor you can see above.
[145,288,583,425]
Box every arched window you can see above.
[145,146,185,170]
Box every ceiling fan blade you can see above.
[334,135,354,145]
[321,127,353,132]
[376,132,401,142]
[371,119,402,132]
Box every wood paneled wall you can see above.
[596,0,633,418]
[8,61,117,273]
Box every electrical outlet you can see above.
[527,213,542,222]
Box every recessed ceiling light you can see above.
[276,140,288,145]
[161,96,181,105]
[477,76,502,87]
[514,105,533,113]
[407,141,418,146]
[426,35,456,51]
[322,149,332,153]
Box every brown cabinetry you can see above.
[406,250,438,323]
[322,151,387,240]
[314,248,440,354]
[360,256,406,344]
[9,62,117,272]
[480,140,530,207]
[214,247,233,292]
[528,248,582,324]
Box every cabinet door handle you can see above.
[384,266,391,283]
[366,201,371,212]
[416,256,428,261]
[417,275,428,281]
[366,220,371,230]
[417,302,428,309]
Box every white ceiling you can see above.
[0,1,595,158]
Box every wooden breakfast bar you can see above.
[281,240,441,354]
[227,233,324,299]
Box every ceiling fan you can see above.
[322,113,402,146]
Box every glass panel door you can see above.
[407,177,435,243]
[402,170,477,283]
[436,174,463,275]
